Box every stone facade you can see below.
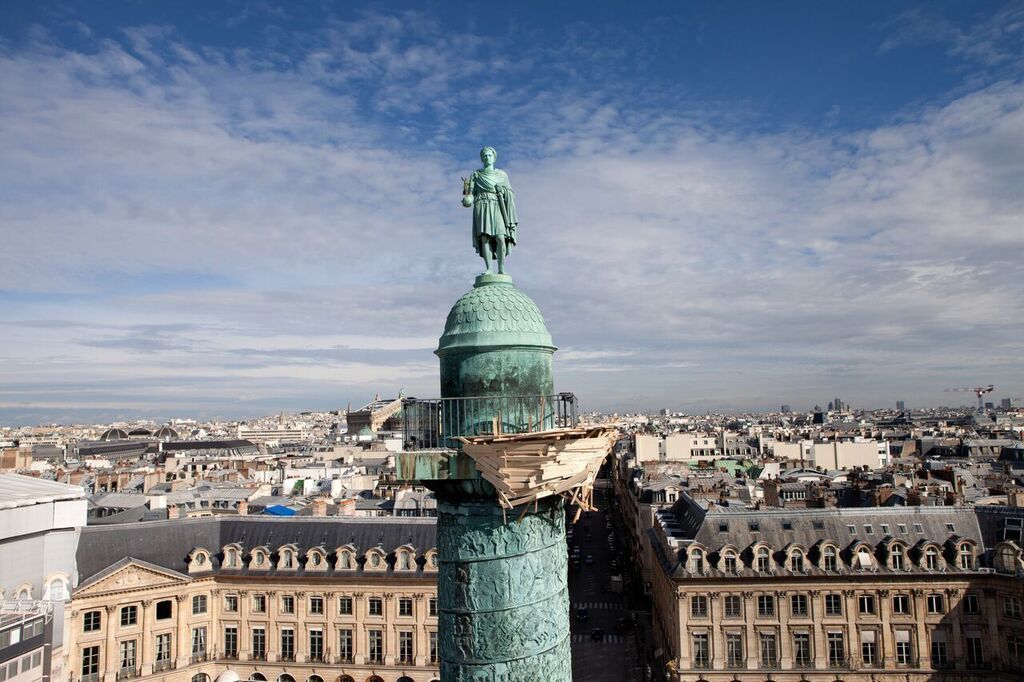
[64,517,440,682]
[644,500,1024,682]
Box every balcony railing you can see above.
[190,652,207,664]
[81,674,100,682]
[400,393,577,450]
[251,652,266,661]
[334,655,354,664]
[153,659,175,672]
[116,668,139,681]
[305,653,324,663]
[280,653,295,662]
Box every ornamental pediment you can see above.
[75,559,191,597]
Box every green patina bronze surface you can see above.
[462,147,518,275]
[436,497,570,682]
[429,147,570,681]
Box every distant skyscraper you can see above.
[985,402,995,410]
[1002,398,1013,410]
[781,405,791,414]
[897,400,906,412]
[660,408,670,416]
[827,401,834,411]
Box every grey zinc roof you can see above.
[675,499,984,554]
[76,515,437,583]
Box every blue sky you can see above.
[1,1,1023,424]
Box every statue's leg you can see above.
[495,238,506,274]
[481,239,493,273]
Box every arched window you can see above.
[996,544,1021,573]
[427,552,438,569]
[338,551,351,569]
[15,585,32,600]
[336,676,354,682]
[251,675,267,681]
[191,675,210,682]
[756,547,770,572]
[958,543,974,570]
[281,550,293,569]
[789,550,804,572]
[45,576,68,601]
[691,549,705,573]
[368,552,381,568]
[721,551,738,573]
[366,676,384,682]
[225,548,238,567]
[278,675,296,682]
[856,546,873,568]
[823,545,838,571]
[307,676,324,682]
[398,551,412,570]
[397,677,415,682]
[310,552,322,567]
[891,544,905,570]
[925,546,939,570]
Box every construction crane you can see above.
[944,385,994,412]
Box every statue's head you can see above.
[479,146,497,164]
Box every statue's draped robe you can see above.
[470,168,518,257]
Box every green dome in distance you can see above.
[437,274,555,355]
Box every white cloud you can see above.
[1,12,1022,421]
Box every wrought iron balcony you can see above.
[116,668,139,680]
[190,652,207,664]
[400,393,577,450]
[153,659,175,672]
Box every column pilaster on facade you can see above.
[676,590,690,669]
[353,591,366,666]
[294,591,306,660]
[139,599,154,674]
[878,589,896,668]
[742,591,757,669]
[841,590,857,667]
[984,587,1002,669]
[809,590,827,669]
[103,604,117,682]
[175,594,190,663]
[777,590,793,668]
[413,592,426,666]
[267,590,279,662]
[708,591,723,670]
[209,588,221,660]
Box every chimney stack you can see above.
[312,497,328,517]
[237,500,248,516]
[167,505,180,520]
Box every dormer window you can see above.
[396,551,413,571]
[823,546,838,571]
[723,553,737,574]
[691,549,705,573]
[790,551,804,572]
[225,548,238,567]
[891,544,905,570]
[252,551,266,567]
[426,552,438,570]
[280,550,294,569]
[368,552,382,569]
[925,546,939,570]
[337,551,352,569]
[756,547,770,572]
[958,543,974,570]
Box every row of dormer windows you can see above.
[188,545,437,573]
[684,539,983,574]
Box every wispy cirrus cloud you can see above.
[1,6,1022,423]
